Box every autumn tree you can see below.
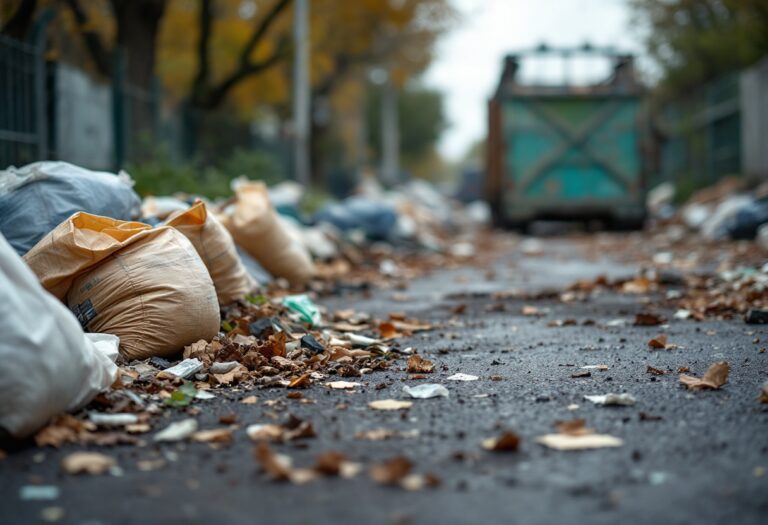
[632,0,768,99]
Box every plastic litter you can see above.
[0,234,118,438]
[164,201,257,304]
[403,384,449,399]
[314,197,398,240]
[0,161,141,255]
[19,486,60,501]
[282,294,321,326]
[153,419,198,442]
[584,393,637,406]
[446,373,479,381]
[24,213,220,361]
[209,361,239,375]
[88,413,139,426]
[160,359,204,379]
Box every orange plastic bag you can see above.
[165,201,256,304]
[221,181,314,285]
[24,212,220,360]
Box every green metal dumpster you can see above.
[486,45,646,230]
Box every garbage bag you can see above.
[724,198,768,240]
[0,161,141,255]
[164,201,257,304]
[0,233,118,438]
[24,212,220,361]
[700,195,753,240]
[314,197,398,240]
[221,181,314,285]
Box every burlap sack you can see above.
[222,181,314,285]
[24,212,220,360]
[165,201,256,304]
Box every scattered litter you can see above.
[369,399,413,410]
[157,358,204,379]
[19,486,60,501]
[403,384,449,399]
[325,381,361,390]
[282,294,321,326]
[745,309,768,324]
[580,365,608,371]
[191,428,233,444]
[447,373,478,381]
[209,361,239,375]
[679,361,729,390]
[584,393,636,406]
[153,418,198,442]
[536,419,623,450]
[88,413,139,426]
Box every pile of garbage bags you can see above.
[649,176,768,247]
[0,161,488,438]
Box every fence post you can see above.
[29,8,55,161]
[112,50,125,171]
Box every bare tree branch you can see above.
[61,0,112,77]
[191,0,213,104]
[1,0,38,39]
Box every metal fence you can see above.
[0,33,46,168]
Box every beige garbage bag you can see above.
[221,181,314,285]
[165,201,256,304]
[24,212,220,360]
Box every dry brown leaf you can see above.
[368,399,413,411]
[648,334,668,349]
[679,361,729,390]
[554,419,593,436]
[35,415,92,448]
[622,276,652,294]
[646,365,666,376]
[369,456,413,485]
[634,312,665,326]
[246,424,284,441]
[759,383,768,404]
[288,373,311,389]
[314,451,362,479]
[522,305,542,316]
[379,321,400,339]
[254,441,292,481]
[61,452,115,475]
[407,355,434,374]
[240,395,258,405]
[481,431,520,452]
[191,428,233,444]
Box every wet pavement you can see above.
[2,235,767,525]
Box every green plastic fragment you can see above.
[281,294,321,326]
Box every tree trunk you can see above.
[110,0,166,92]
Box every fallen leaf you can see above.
[406,355,434,373]
[555,419,592,436]
[61,452,115,475]
[679,361,729,390]
[354,428,420,440]
[522,305,542,316]
[646,365,666,376]
[153,419,198,442]
[760,383,768,404]
[379,321,400,339]
[481,431,520,452]
[399,472,441,491]
[191,428,233,444]
[369,399,413,411]
[634,312,665,326]
[240,395,258,405]
[571,370,591,378]
[288,373,311,389]
[246,424,284,441]
[314,451,362,479]
[34,415,92,448]
[369,456,413,485]
[647,334,668,349]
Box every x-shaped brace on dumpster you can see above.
[516,99,633,193]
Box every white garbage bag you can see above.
[0,234,118,438]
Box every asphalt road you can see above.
[2,236,767,525]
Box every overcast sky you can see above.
[424,0,644,161]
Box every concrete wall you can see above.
[54,63,113,170]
